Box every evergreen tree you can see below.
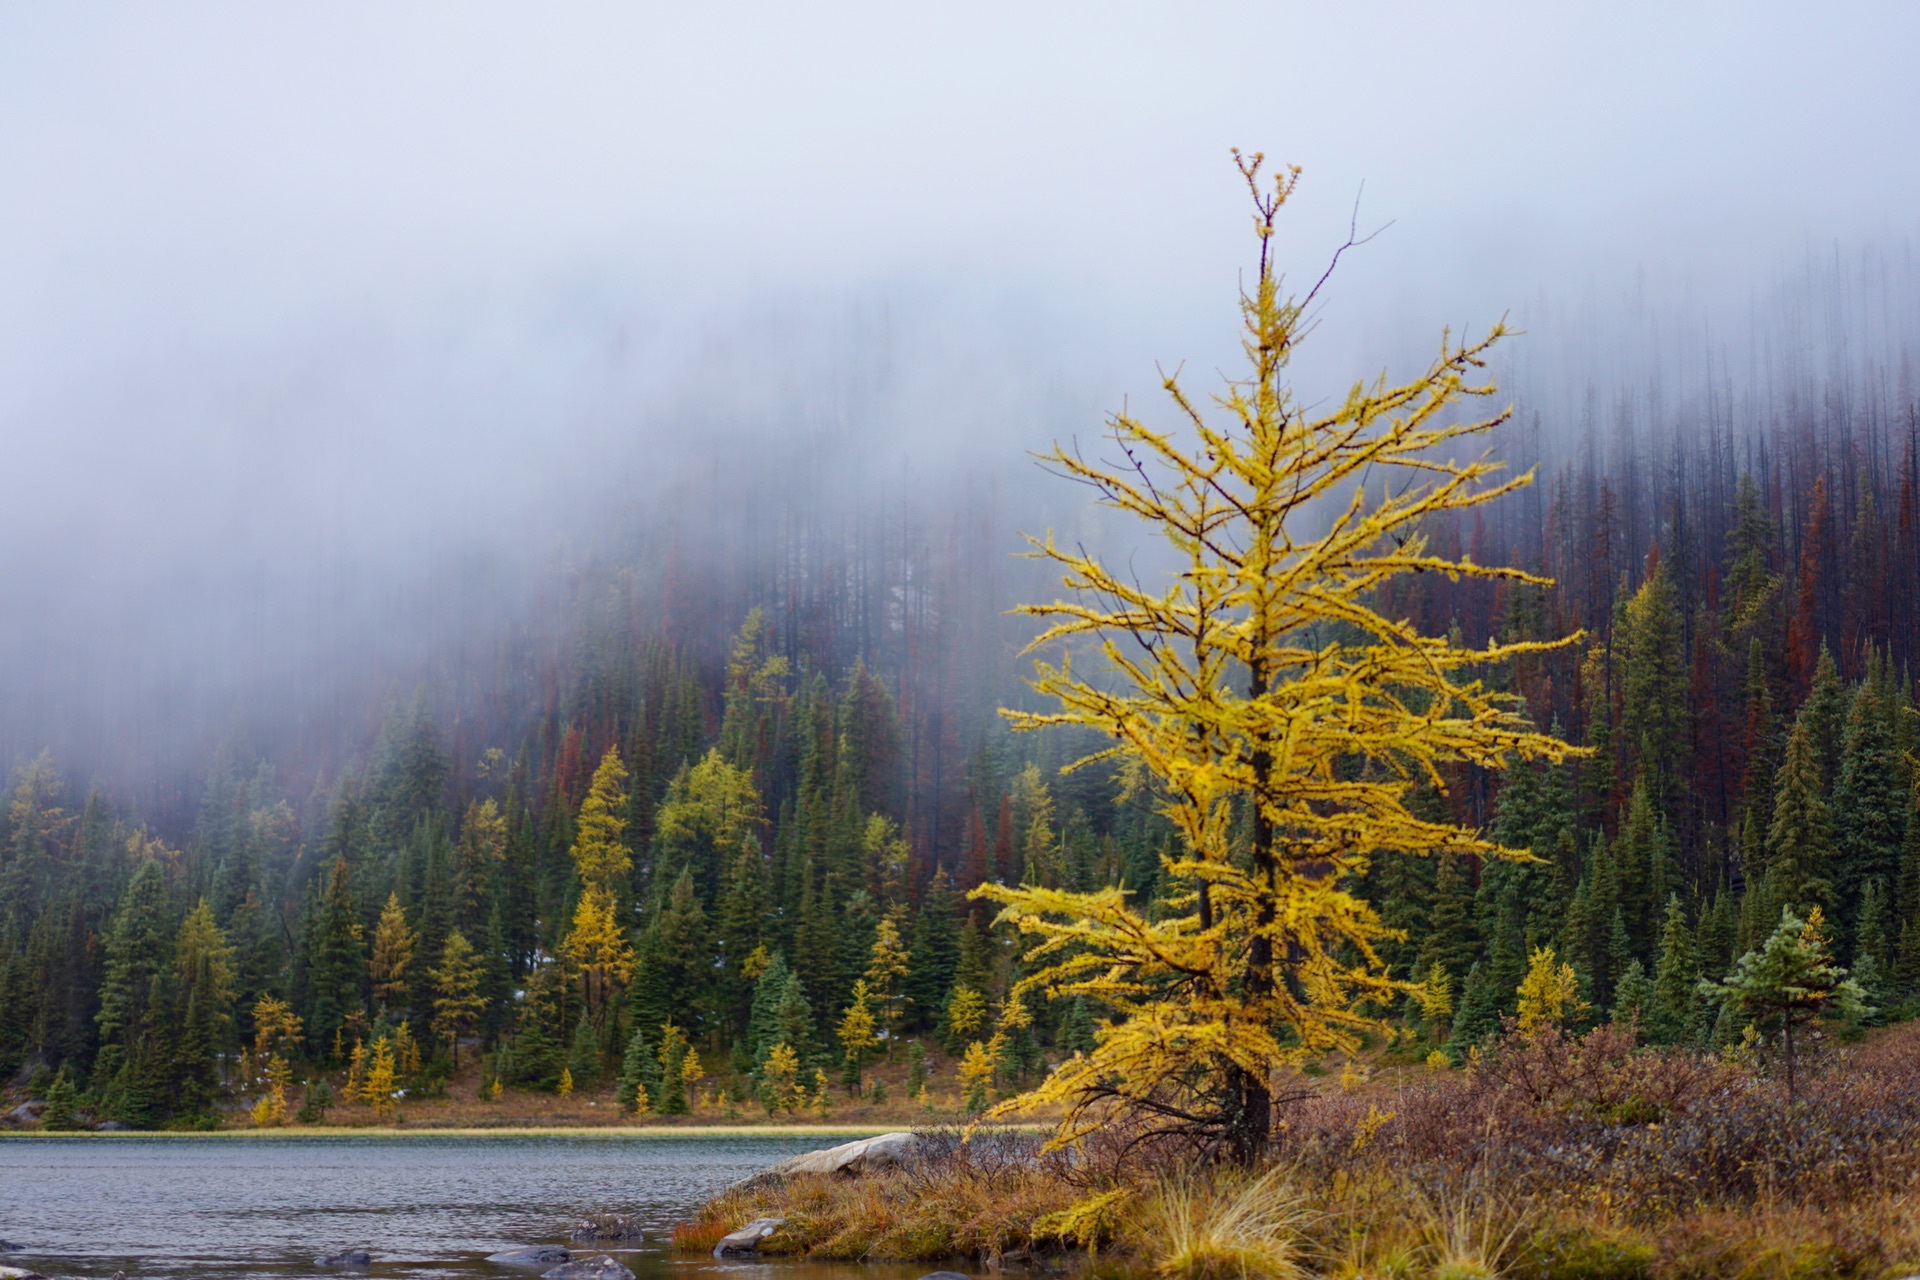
[429,930,486,1066]
[1419,853,1480,986]
[1620,561,1688,796]
[1701,906,1866,1098]
[1611,959,1653,1034]
[1832,672,1906,945]
[1763,714,1838,920]
[94,855,173,1110]
[902,872,961,1030]
[1647,895,1699,1045]
[303,858,366,1058]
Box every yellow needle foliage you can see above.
[1514,945,1587,1036]
[976,152,1582,1162]
[563,747,636,1022]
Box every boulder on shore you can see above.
[541,1256,632,1280]
[4,1103,45,1125]
[0,1266,49,1280]
[94,1120,135,1132]
[712,1219,784,1258]
[315,1250,373,1267]
[487,1247,572,1265]
[760,1132,918,1179]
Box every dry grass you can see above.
[675,1022,1920,1278]
[1134,1166,1314,1280]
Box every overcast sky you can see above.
[3,3,1918,775]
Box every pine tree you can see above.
[1700,906,1866,1098]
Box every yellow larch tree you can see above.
[429,930,487,1067]
[1515,945,1587,1036]
[368,892,416,1014]
[562,747,636,1028]
[975,152,1582,1164]
[362,1035,398,1120]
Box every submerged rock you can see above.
[0,1242,24,1253]
[487,1247,572,1265]
[917,1273,972,1280]
[712,1219,784,1258]
[568,1213,644,1242]
[315,1250,373,1267]
[761,1132,918,1178]
[541,1256,632,1280]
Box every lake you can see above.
[0,1134,948,1280]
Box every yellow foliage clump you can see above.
[974,152,1582,1163]
[1515,945,1588,1036]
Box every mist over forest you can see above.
[7,6,1920,1159]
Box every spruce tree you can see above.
[1647,895,1699,1045]
[1832,673,1906,945]
[1419,853,1480,986]
[94,857,172,1098]
[1764,714,1838,920]
[1621,562,1688,797]
[305,858,367,1058]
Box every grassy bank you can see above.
[677,1022,1920,1280]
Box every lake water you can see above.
[0,1134,950,1280]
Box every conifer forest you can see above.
[11,10,1920,1275]
[5,226,1920,1130]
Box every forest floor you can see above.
[278,1042,995,1131]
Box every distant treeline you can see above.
[5,322,1920,1125]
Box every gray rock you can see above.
[94,1120,135,1132]
[4,1103,45,1124]
[315,1251,373,1267]
[487,1248,572,1265]
[761,1132,918,1178]
[0,1269,49,1280]
[918,1273,972,1280]
[712,1218,784,1258]
[568,1214,643,1243]
[541,1257,632,1280]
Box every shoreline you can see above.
[0,1123,933,1139]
